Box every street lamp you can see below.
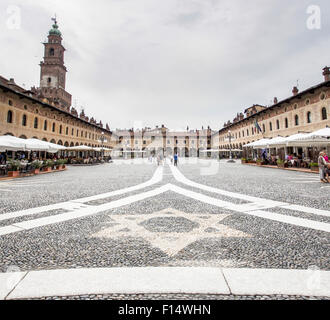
[227,130,235,163]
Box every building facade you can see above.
[0,19,116,149]
[113,126,214,158]
[212,67,330,156]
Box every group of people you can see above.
[148,153,179,167]
[318,150,330,183]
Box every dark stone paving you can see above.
[0,163,156,214]
[0,161,329,274]
[178,161,330,211]
[18,294,330,300]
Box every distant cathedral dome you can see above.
[49,23,62,36]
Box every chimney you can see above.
[323,66,330,82]
[292,86,299,96]
[274,97,278,104]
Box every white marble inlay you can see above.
[92,208,250,256]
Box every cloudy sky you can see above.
[0,0,329,130]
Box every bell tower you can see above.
[38,17,72,111]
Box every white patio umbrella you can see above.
[47,142,67,152]
[267,136,287,148]
[250,138,272,149]
[66,145,94,151]
[295,127,330,144]
[25,139,60,153]
[199,149,221,153]
[0,135,27,152]
[94,147,113,153]
[284,133,311,147]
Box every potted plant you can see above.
[310,162,319,172]
[43,159,54,172]
[277,159,285,168]
[55,159,64,170]
[7,160,21,177]
[31,160,43,174]
[55,159,67,170]
[256,159,264,166]
[62,159,67,169]
[241,158,247,164]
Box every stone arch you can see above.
[64,141,69,147]
[42,138,48,142]
[190,148,197,157]
[50,139,56,144]
[75,142,79,146]
[57,140,63,146]
[19,135,27,139]
[70,142,74,147]
[4,132,14,136]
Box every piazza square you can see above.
[0,1,330,303]
[0,158,329,300]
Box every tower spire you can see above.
[49,15,61,37]
[36,17,72,110]
[51,14,57,25]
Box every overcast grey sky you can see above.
[0,0,329,130]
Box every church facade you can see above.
[0,19,116,149]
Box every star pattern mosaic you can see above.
[92,208,251,256]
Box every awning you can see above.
[242,128,330,149]
[0,136,65,153]
[25,139,65,153]
[291,128,330,145]
[0,136,27,152]
[65,145,94,151]
[266,136,288,148]
[199,149,221,153]
[244,139,272,149]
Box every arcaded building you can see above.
[0,19,115,149]
[114,126,214,158]
[212,67,330,154]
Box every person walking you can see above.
[318,151,328,183]
[174,153,178,167]
[322,150,330,182]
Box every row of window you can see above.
[129,140,209,145]
[6,111,102,141]
[226,108,328,140]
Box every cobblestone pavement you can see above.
[0,159,329,299]
[18,294,330,300]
